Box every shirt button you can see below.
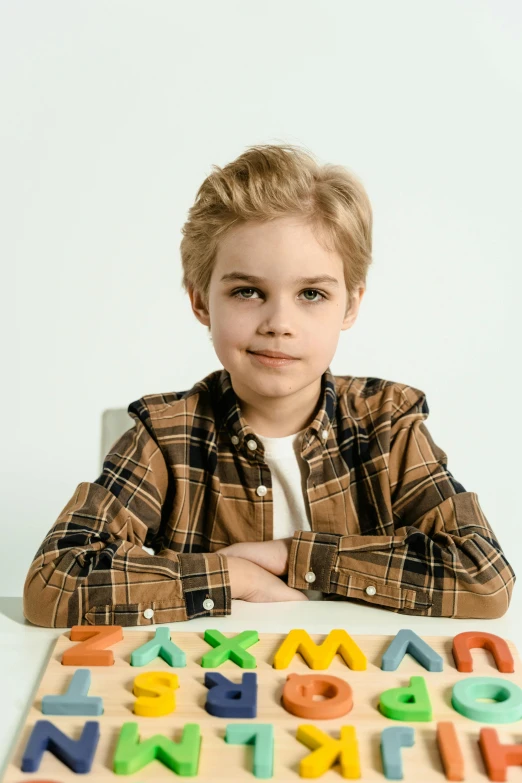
[247,439,258,450]
[143,608,154,620]
[304,571,316,583]
[256,485,267,496]
[203,598,214,611]
[322,429,328,440]
[365,585,377,596]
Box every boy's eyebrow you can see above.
[220,272,340,287]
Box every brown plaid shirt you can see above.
[23,367,516,627]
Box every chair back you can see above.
[99,408,134,473]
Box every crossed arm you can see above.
[216,539,308,603]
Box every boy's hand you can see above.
[216,538,292,577]
[225,556,308,603]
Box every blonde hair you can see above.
[180,143,373,329]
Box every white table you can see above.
[0,595,518,777]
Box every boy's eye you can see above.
[231,287,326,304]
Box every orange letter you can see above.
[452,632,514,673]
[436,722,464,781]
[282,673,353,719]
[479,727,522,782]
[62,626,123,666]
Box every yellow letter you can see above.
[297,724,361,778]
[133,671,179,717]
[273,629,366,670]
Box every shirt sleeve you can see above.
[23,405,231,628]
[286,386,516,619]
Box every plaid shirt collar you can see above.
[215,365,338,456]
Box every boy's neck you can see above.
[233,375,323,439]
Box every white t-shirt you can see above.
[256,427,324,601]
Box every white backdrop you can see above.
[1,0,521,596]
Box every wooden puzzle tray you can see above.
[2,626,522,782]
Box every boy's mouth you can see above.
[248,350,298,360]
[247,351,299,367]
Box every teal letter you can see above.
[226,724,274,778]
[130,627,186,667]
[452,677,522,723]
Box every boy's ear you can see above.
[188,285,211,327]
[341,286,365,331]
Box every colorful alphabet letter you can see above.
[282,673,353,720]
[205,671,258,718]
[112,722,201,775]
[297,725,360,778]
[273,629,366,670]
[21,720,100,773]
[200,629,259,668]
[381,629,443,672]
[379,676,432,721]
[479,727,522,781]
[41,669,103,716]
[451,677,522,723]
[225,724,274,778]
[452,631,515,674]
[380,726,415,780]
[130,627,186,667]
[436,721,464,781]
[61,625,123,667]
[132,671,179,717]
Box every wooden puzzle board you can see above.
[3,629,522,782]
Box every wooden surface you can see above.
[3,629,522,782]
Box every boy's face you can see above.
[188,215,364,424]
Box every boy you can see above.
[23,144,515,627]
